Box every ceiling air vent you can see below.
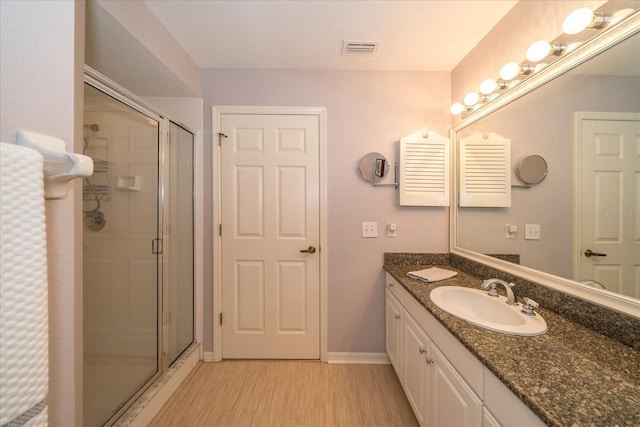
[342,40,379,56]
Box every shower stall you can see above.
[83,74,195,426]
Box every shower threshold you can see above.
[113,343,201,426]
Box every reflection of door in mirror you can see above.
[577,112,640,298]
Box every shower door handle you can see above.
[152,239,163,254]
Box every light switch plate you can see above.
[525,224,541,240]
[362,221,378,238]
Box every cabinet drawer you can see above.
[385,273,406,303]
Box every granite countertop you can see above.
[384,264,640,427]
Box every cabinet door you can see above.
[385,289,403,377]
[430,344,482,427]
[482,407,501,427]
[403,312,431,426]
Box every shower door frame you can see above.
[84,67,198,426]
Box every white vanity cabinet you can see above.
[402,310,431,425]
[386,274,481,427]
[430,344,482,427]
[385,273,543,427]
[385,288,403,377]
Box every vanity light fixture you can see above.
[450,102,466,115]
[450,4,633,117]
[479,78,508,95]
[499,62,534,81]
[562,7,611,35]
[479,79,498,95]
[526,40,566,62]
[463,92,480,106]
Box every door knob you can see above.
[300,246,317,254]
[584,249,607,257]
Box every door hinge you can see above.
[217,132,227,146]
[219,224,222,236]
[152,239,163,254]
[219,312,223,325]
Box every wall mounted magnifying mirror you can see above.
[515,155,548,186]
[359,152,389,183]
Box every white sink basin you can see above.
[429,286,547,336]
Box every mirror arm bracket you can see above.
[373,162,399,189]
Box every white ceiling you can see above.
[143,0,518,72]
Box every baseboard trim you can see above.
[327,352,390,365]
[202,351,389,364]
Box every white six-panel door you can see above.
[220,113,320,359]
[578,113,640,298]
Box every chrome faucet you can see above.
[481,278,518,305]
[579,279,606,289]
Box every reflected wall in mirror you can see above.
[453,13,639,312]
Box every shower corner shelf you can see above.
[83,158,111,202]
[116,175,142,192]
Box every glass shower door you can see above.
[165,122,194,366]
[83,83,161,426]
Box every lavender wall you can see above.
[1,1,84,425]
[200,69,451,352]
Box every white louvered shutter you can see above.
[400,131,450,206]
[459,133,511,207]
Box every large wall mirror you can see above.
[451,9,639,319]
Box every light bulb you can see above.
[500,62,520,80]
[480,79,498,95]
[612,9,634,24]
[563,7,595,34]
[450,102,465,115]
[526,40,551,62]
[463,92,479,106]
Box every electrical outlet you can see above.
[524,224,541,240]
[505,224,517,239]
[362,221,378,238]
[388,223,397,237]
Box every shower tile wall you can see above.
[83,112,158,359]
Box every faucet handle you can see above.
[521,297,539,316]
[483,283,498,297]
[481,280,499,297]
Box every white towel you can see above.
[407,267,457,283]
[0,142,48,426]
